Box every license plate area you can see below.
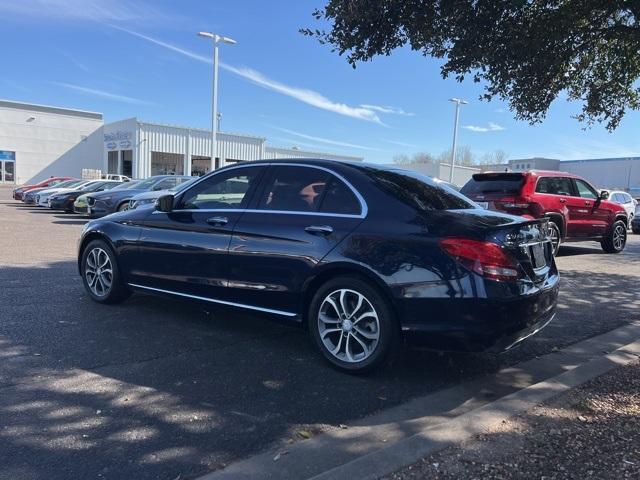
[529,242,547,269]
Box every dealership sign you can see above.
[104,131,132,150]
[0,150,16,161]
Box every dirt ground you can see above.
[385,360,640,480]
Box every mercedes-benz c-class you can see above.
[78,160,559,373]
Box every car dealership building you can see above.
[0,99,362,185]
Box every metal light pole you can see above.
[448,98,468,183]
[198,32,236,172]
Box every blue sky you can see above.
[1,0,639,164]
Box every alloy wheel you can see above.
[613,225,626,250]
[317,289,380,363]
[85,247,113,297]
[549,226,560,255]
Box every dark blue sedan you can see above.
[77,160,559,373]
[85,175,193,217]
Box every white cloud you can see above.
[360,104,414,116]
[0,0,169,22]
[51,82,153,105]
[385,139,420,148]
[463,122,506,132]
[270,127,380,151]
[111,26,384,124]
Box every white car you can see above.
[103,174,131,182]
[606,190,637,223]
[35,179,89,207]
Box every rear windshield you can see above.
[461,173,525,195]
[366,168,475,211]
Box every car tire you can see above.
[308,276,398,374]
[548,221,561,256]
[117,202,129,212]
[81,239,131,304]
[601,220,627,253]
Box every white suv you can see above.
[607,190,637,224]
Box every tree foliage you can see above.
[301,1,640,130]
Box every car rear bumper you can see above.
[398,276,559,352]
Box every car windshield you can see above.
[461,173,526,195]
[111,180,142,190]
[169,177,198,192]
[135,177,166,190]
[79,181,105,191]
[366,167,475,211]
[54,179,81,188]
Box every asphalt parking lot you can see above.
[1,186,639,480]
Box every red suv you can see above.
[460,171,628,254]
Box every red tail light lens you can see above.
[440,238,520,281]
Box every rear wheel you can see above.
[601,220,627,253]
[308,276,397,374]
[548,221,561,256]
[81,240,131,303]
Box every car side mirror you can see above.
[155,194,174,212]
[599,190,609,200]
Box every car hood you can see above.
[39,187,77,196]
[89,188,145,199]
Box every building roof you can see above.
[561,156,640,164]
[136,119,267,141]
[0,99,103,120]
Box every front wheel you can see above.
[601,220,627,253]
[308,276,398,374]
[81,240,131,303]
[117,202,129,212]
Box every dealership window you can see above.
[190,156,221,176]
[107,151,118,174]
[121,150,132,177]
[151,152,184,175]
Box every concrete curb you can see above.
[311,340,640,480]
[198,323,640,480]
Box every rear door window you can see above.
[535,177,574,196]
[257,166,329,212]
[460,173,525,196]
[318,177,362,215]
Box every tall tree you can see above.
[302,1,640,130]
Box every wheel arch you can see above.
[300,263,398,329]
[77,231,118,274]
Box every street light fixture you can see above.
[197,31,236,172]
[448,97,468,183]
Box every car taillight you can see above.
[440,238,521,281]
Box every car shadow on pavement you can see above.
[0,260,638,480]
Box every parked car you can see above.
[48,180,122,212]
[631,210,640,234]
[24,181,81,205]
[74,181,140,214]
[12,176,74,200]
[103,174,131,182]
[605,190,637,225]
[460,171,628,255]
[127,177,198,210]
[78,160,558,373]
[35,179,90,207]
[85,175,193,218]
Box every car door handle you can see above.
[559,198,566,203]
[305,225,333,235]
[585,201,592,206]
[206,216,228,226]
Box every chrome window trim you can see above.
[173,162,368,219]
[128,283,297,317]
